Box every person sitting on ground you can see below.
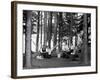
[36,51,44,59]
[41,45,51,58]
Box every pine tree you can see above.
[48,12,52,48]
[53,12,58,52]
[43,12,48,49]
[36,11,40,52]
[25,11,32,68]
[83,14,88,64]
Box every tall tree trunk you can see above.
[25,11,32,68]
[58,13,60,51]
[40,12,42,48]
[69,13,73,48]
[46,12,49,47]
[83,14,88,64]
[59,12,63,51]
[53,13,57,53]
[43,12,47,48]
[36,11,40,52]
[48,12,52,48]
[81,14,88,64]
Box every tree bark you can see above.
[58,13,60,51]
[83,14,88,64]
[53,13,58,52]
[40,12,42,48]
[25,11,32,68]
[43,12,48,48]
[59,12,63,51]
[36,11,40,52]
[48,12,52,48]
[69,13,73,48]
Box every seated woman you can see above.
[41,46,51,59]
[61,42,71,58]
[61,41,77,59]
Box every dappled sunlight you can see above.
[23,10,91,69]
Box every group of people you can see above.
[36,44,59,59]
[35,31,84,60]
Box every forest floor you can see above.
[24,56,90,69]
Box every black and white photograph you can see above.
[23,11,91,69]
[11,1,97,78]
